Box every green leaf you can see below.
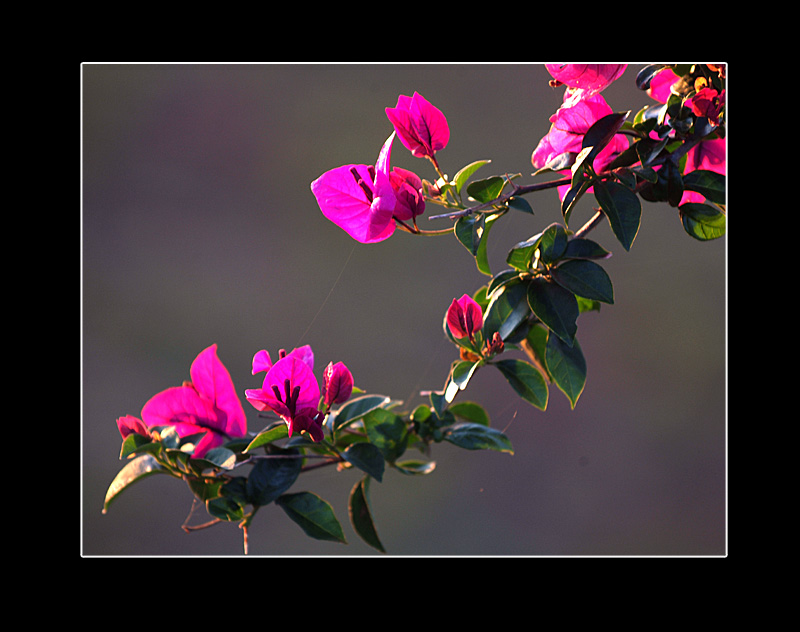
[119,433,156,460]
[467,175,505,203]
[475,213,500,276]
[506,234,542,272]
[206,496,244,522]
[453,159,491,195]
[682,170,725,206]
[343,442,385,482]
[494,359,549,410]
[394,460,436,475]
[244,423,288,453]
[102,454,168,514]
[551,259,614,304]
[594,180,641,251]
[679,202,726,240]
[363,408,408,463]
[444,360,481,403]
[538,223,568,264]
[545,332,587,409]
[562,238,611,260]
[455,214,484,256]
[562,178,591,226]
[527,277,579,346]
[507,196,534,214]
[277,492,347,544]
[330,394,392,432]
[349,477,385,552]
[444,422,514,454]
[483,280,531,341]
[192,447,238,470]
[449,401,490,426]
[246,447,303,507]
[581,111,630,167]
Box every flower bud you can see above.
[323,361,354,406]
[446,294,483,341]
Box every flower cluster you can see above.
[532,64,629,186]
[311,92,449,243]
[245,345,353,442]
[116,344,247,459]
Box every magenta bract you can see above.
[385,92,449,159]
[546,64,626,96]
[447,294,483,340]
[532,93,628,176]
[323,361,354,406]
[311,134,398,243]
[116,414,150,440]
[139,344,247,458]
[245,354,324,442]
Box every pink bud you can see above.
[385,92,449,159]
[446,294,483,340]
[323,361,354,406]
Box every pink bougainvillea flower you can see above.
[688,87,725,126]
[116,414,150,440]
[447,294,483,342]
[245,354,324,442]
[546,64,627,106]
[532,92,628,177]
[645,69,726,204]
[251,345,314,375]
[139,344,247,459]
[385,92,449,159]
[322,361,354,407]
[311,132,426,243]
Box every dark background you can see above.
[82,63,726,556]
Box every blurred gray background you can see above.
[82,63,726,556]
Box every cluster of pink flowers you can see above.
[117,344,354,454]
[245,345,353,443]
[311,92,448,244]
[646,65,725,204]
[116,344,247,459]
[532,64,630,180]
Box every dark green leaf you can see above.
[682,169,725,205]
[487,269,523,297]
[679,202,726,240]
[494,359,549,410]
[331,394,392,432]
[527,277,578,346]
[244,423,288,453]
[102,454,167,514]
[636,64,668,90]
[277,492,347,544]
[467,175,505,203]
[246,447,303,506]
[192,447,237,470]
[551,259,614,304]
[394,460,436,475]
[562,178,591,226]
[582,112,630,166]
[562,238,611,260]
[475,213,500,276]
[363,408,408,463]
[444,422,514,454]
[507,196,534,214]
[483,280,531,341]
[349,477,385,552]
[449,401,490,426]
[539,223,568,263]
[506,234,542,272]
[594,179,641,251]
[119,433,157,460]
[343,442,385,482]
[455,213,484,256]
[453,159,491,195]
[545,332,587,409]
[206,496,244,522]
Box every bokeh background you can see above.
[82,63,726,556]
